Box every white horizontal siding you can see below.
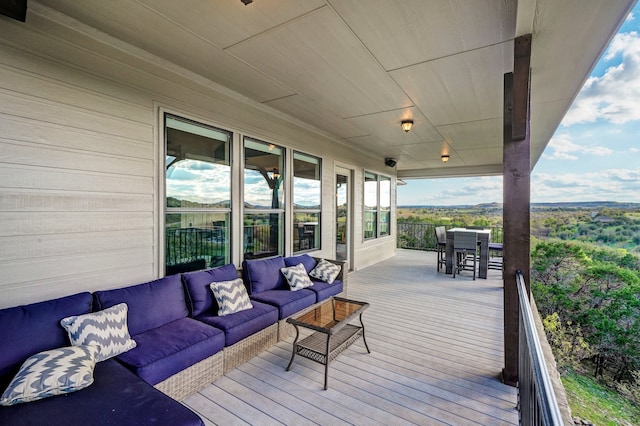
[0,7,396,309]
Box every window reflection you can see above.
[294,152,321,252]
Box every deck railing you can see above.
[397,223,503,250]
[517,270,564,425]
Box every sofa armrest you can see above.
[312,257,348,292]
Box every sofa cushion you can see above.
[309,259,341,284]
[0,345,99,406]
[93,274,188,336]
[0,359,204,426]
[0,292,93,383]
[284,254,317,274]
[183,264,239,317]
[250,289,316,319]
[116,317,224,385]
[308,279,344,302]
[210,278,253,316]
[195,301,278,347]
[242,256,288,294]
[60,303,137,362]
[280,263,314,291]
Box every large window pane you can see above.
[244,138,284,209]
[364,171,378,239]
[166,116,231,208]
[165,212,230,274]
[244,213,283,259]
[293,151,321,252]
[294,212,319,252]
[380,176,391,236]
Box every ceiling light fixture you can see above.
[241,0,253,5]
[441,154,450,163]
[401,120,413,133]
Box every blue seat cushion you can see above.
[94,274,188,336]
[308,279,344,302]
[250,289,316,319]
[116,318,224,385]
[0,292,93,383]
[0,359,203,426]
[284,254,317,274]
[195,301,278,347]
[183,264,240,317]
[242,256,288,294]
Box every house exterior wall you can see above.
[0,8,396,308]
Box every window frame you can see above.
[292,150,322,253]
[363,170,392,240]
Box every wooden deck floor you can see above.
[183,249,518,425]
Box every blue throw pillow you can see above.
[60,303,136,362]
[0,345,99,406]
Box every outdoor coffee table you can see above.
[285,296,370,390]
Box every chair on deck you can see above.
[488,242,503,273]
[453,231,478,280]
[434,226,447,271]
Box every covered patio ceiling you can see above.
[35,0,635,179]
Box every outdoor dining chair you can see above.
[453,231,478,280]
[434,226,447,271]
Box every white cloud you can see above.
[562,31,640,126]
[532,169,640,202]
[542,133,612,160]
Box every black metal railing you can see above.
[517,270,563,425]
[165,227,228,274]
[397,223,503,250]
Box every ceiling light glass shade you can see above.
[401,120,413,132]
[441,155,450,163]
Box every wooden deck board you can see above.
[183,250,518,425]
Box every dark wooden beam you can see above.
[502,33,532,387]
[512,34,531,141]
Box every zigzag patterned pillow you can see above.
[0,345,99,406]
[60,303,137,362]
[309,258,341,284]
[210,278,253,316]
[280,263,314,291]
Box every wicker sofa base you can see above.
[223,323,278,373]
[154,351,224,401]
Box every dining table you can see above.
[445,228,491,279]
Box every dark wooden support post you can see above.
[502,34,532,387]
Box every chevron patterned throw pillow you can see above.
[309,258,341,284]
[60,303,137,362]
[0,345,99,406]
[280,263,314,291]
[210,278,253,316]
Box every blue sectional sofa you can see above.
[0,255,347,425]
[0,292,203,426]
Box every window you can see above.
[364,171,378,239]
[164,114,231,274]
[364,171,392,240]
[243,138,284,259]
[293,152,321,252]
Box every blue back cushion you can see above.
[242,256,287,294]
[0,292,93,382]
[284,254,317,274]
[93,275,188,336]
[182,263,239,316]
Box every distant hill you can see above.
[399,201,640,210]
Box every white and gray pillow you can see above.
[309,258,341,284]
[60,303,136,362]
[0,345,99,406]
[210,278,253,316]
[280,263,314,291]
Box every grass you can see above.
[562,371,640,425]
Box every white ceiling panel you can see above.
[391,42,513,126]
[457,146,504,166]
[344,108,442,146]
[227,6,413,118]
[137,0,325,49]
[330,0,516,71]
[436,118,504,151]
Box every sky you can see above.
[398,4,640,206]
